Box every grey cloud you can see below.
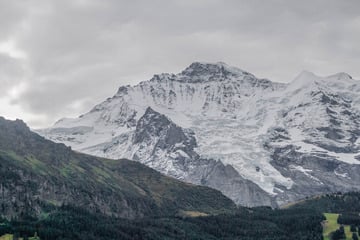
[0,0,359,127]
[0,54,25,95]
[0,1,29,40]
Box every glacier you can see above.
[38,62,360,206]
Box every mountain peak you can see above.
[327,72,353,81]
[186,61,229,70]
[287,70,319,90]
[293,70,353,83]
[182,61,243,75]
[177,62,251,83]
[295,70,318,80]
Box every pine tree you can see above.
[353,233,359,240]
[13,232,20,240]
[332,226,346,240]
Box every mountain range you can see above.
[38,62,360,207]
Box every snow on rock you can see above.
[38,62,360,206]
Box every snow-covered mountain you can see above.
[38,62,360,207]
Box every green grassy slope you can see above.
[0,234,13,240]
[0,233,39,240]
[323,213,340,240]
[323,213,360,240]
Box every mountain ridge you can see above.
[38,62,360,207]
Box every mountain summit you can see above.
[178,62,249,82]
[38,62,360,207]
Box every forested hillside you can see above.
[0,206,324,240]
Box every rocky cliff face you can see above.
[38,62,360,207]
[132,107,276,207]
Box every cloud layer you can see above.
[0,0,359,128]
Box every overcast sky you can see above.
[0,0,359,128]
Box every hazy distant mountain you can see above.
[38,62,360,207]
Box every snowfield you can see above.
[38,62,360,205]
